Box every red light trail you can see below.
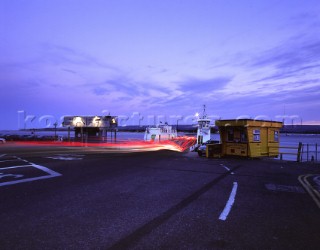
[9,136,197,153]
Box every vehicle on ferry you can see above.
[197,140,220,156]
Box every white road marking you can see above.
[314,176,320,187]
[265,183,305,193]
[0,165,34,170]
[0,154,6,158]
[0,157,62,187]
[45,154,84,161]
[0,164,61,187]
[0,159,22,163]
[46,156,82,161]
[299,174,320,209]
[0,173,24,179]
[220,164,234,175]
[62,154,85,157]
[15,157,29,163]
[219,182,238,221]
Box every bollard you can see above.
[280,153,283,161]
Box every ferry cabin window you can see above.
[227,129,234,142]
[253,129,260,142]
[274,131,279,142]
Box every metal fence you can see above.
[278,145,300,161]
[278,143,319,162]
[300,143,319,162]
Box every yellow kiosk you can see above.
[215,119,283,158]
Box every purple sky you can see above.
[1,0,320,129]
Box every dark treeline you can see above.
[280,125,320,134]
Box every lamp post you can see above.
[68,126,70,142]
[176,119,179,132]
[176,115,182,132]
[53,122,58,141]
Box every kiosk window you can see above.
[274,131,279,142]
[253,129,260,142]
[240,130,247,142]
[227,129,234,142]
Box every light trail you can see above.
[9,136,197,153]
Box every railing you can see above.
[275,143,319,162]
[300,143,319,162]
[277,145,300,161]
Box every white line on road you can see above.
[0,163,62,187]
[0,154,6,158]
[0,156,62,187]
[0,165,35,170]
[0,159,20,163]
[0,173,24,179]
[15,157,29,163]
[298,175,320,209]
[220,164,234,175]
[46,156,83,161]
[219,182,238,221]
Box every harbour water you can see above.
[278,133,320,162]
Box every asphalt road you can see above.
[0,144,320,249]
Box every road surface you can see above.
[0,143,319,249]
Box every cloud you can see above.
[250,36,320,76]
[38,44,116,70]
[178,76,233,92]
[251,64,320,83]
[62,68,77,74]
[92,86,108,96]
[288,11,320,30]
[89,78,141,98]
[212,32,320,105]
[271,83,320,105]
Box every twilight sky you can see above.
[1,0,320,129]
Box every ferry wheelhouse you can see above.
[196,105,211,146]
